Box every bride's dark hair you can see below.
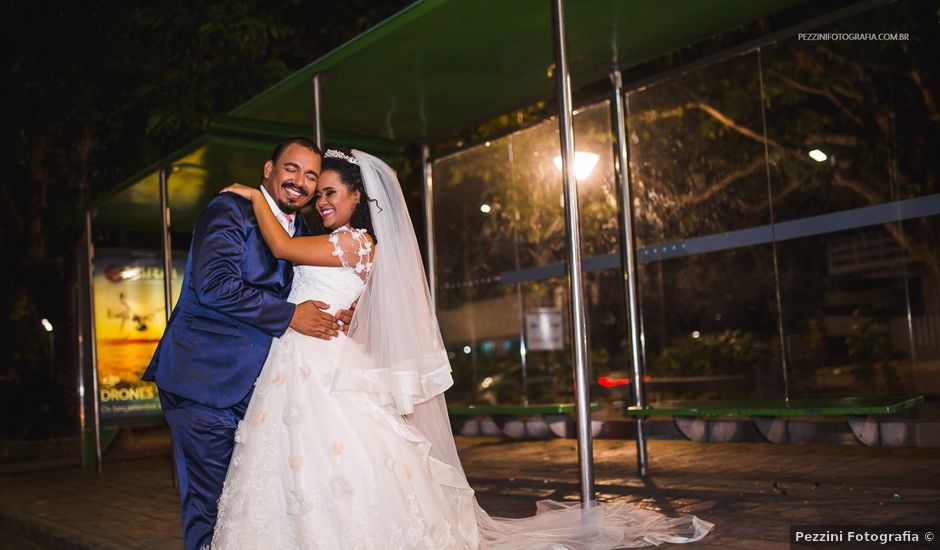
[308,149,377,243]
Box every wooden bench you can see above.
[624,395,924,446]
[449,403,601,439]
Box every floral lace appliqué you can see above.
[328,226,374,282]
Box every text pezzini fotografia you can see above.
[791,525,935,546]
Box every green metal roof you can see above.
[232,0,806,142]
[96,0,807,230]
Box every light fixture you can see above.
[41,318,53,332]
[691,330,700,339]
[463,345,472,354]
[480,204,492,214]
[808,149,828,163]
[553,151,600,181]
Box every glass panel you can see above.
[572,101,619,257]
[763,0,939,397]
[93,176,173,424]
[433,100,625,406]
[627,50,785,402]
[433,138,520,405]
[504,119,565,268]
[628,51,771,245]
[637,247,782,401]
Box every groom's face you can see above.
[262,144,321,215]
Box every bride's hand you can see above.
[220,183,258,201]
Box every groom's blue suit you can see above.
[143,192,305,550]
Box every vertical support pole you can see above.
[508,141,529,406]
[159,165,179,488]
[551,0,595,505]
[160,166,174,320]
[421,145,436,305]
[75,280,86,468]
[85,210,103,474]
[312,74,324,149]
[610,68,649,477]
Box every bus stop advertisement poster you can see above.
[93,249,183,422]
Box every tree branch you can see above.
[910,66,940,122]
[831,172,940,283]
[685,101,787,151]
[831,173,884,205]
[768,70,865,127]
[677,158,766,207]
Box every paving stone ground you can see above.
[1,436,938,549]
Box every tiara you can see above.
[324,149,359,165]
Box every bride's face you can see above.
[314,170,361,228]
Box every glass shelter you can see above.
[79,0,938,492]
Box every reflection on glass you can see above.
[627,50,786,402]
[433,103,624,406]
[638,247,783,402]
[764,1,939,397]
[627,51,770,245]
[431,0,938,408]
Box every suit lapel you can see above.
[293,213,307,237]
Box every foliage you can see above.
[650,329,772,378]
[846,306,902,393]
[0,0,411,438]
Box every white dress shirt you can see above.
[260,185,295,235]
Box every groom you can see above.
[144,137,347,550]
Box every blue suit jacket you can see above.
[143,193,306,409]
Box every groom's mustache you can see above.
[281,181,309,197]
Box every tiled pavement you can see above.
[1,436,938,549]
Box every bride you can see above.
[212,148,712,549]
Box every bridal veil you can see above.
[335,149,712,549]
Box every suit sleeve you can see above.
[191,195,295,336]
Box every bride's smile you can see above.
[315,170,361,228]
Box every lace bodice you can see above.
[286,227,374,314]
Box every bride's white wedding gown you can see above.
[214,227,474,548]
[213,226,711,549]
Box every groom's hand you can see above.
[290,300,339,339]
[336,301,356,334]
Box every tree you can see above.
[0,0,411,437]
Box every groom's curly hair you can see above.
[308,150,377,244]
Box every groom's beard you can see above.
[275,180,310,215]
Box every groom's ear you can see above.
[263,160,274,180]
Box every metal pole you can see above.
[610,68,649,477]
[551,0,595,505]
[75,280,86,468]
[160,167,174,320]
[312,74,324,149]
[421,145,437,305]
[508,140,529,406]
[85,210,103,474]
[159,165,180,488]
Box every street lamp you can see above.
[553,151,600,181]
[41,318,54,377]
[808,149,828,162]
